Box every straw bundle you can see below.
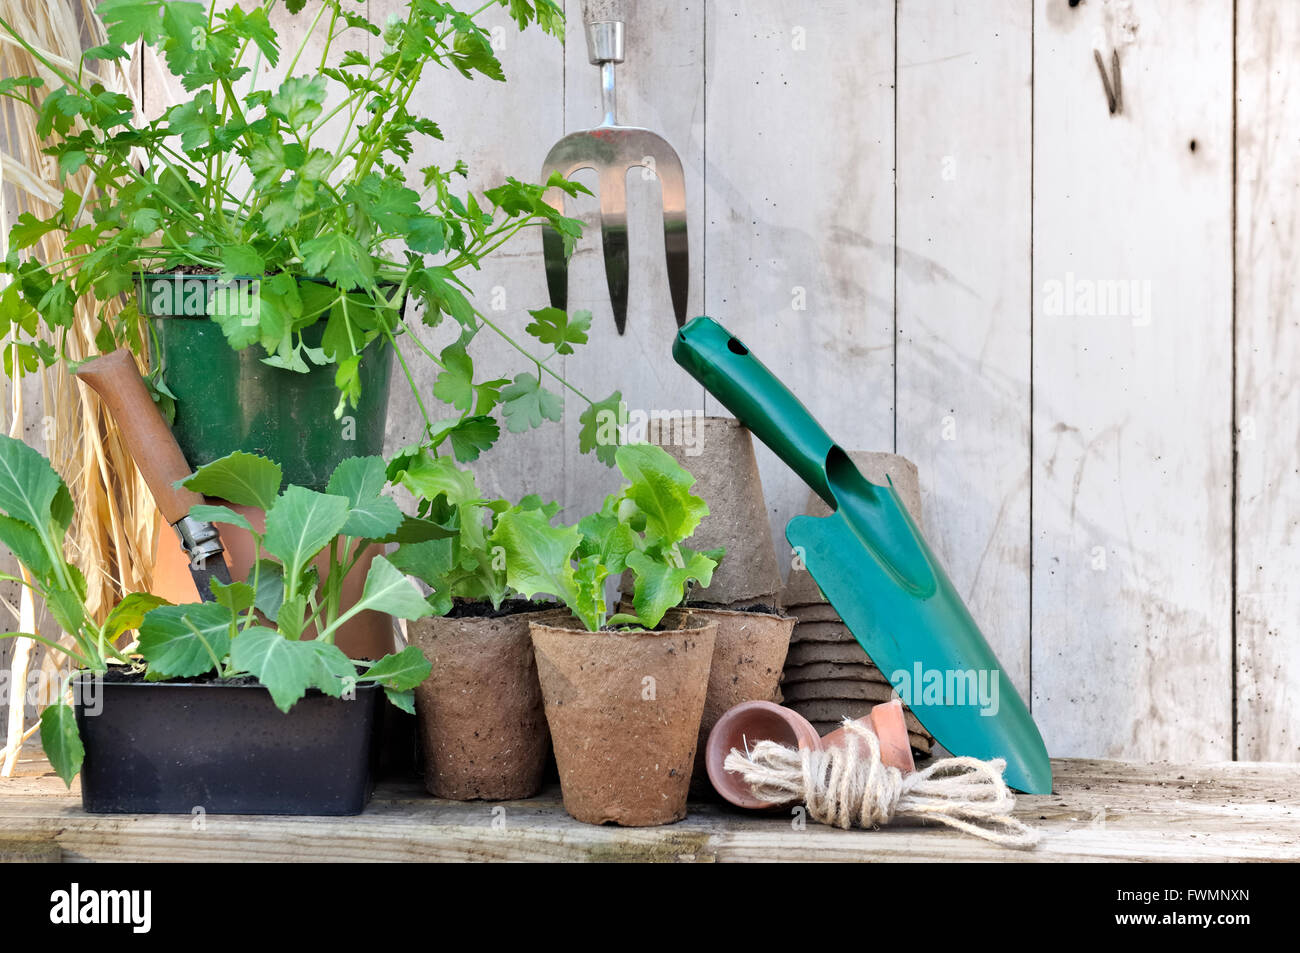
[0,0,162,771]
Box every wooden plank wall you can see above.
[3,0,1296,763]
[1235,0,1300,761]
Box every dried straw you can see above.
[0,0,167,770]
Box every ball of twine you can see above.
[723,718,1041,849]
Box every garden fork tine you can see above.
[539,0,688,335]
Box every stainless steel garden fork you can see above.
[540,0,688,335]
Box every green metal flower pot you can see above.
[141,274,394,491]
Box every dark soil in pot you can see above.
[407,601,563,801]
[529,620,717,827]
[73,671,380,815]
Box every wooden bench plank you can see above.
[2,758,1296,862]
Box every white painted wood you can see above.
[895,0,1033,695]
[1234,0,1300,761]
[558,0,707,518]
[702,0,896,573]
[1031,0,1234,759]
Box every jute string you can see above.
[723,718,1041,849]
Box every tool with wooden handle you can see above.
[76,349,232,601]
[540,0,688,334]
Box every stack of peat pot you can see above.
[779,451,936,759]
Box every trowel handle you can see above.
[75,349,203,525]
[582,0,625,65]
[673,316,837,505]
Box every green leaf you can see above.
[572,553,609,633]
[384,688,416,714]
[579,390,624,466]
[431,341,474,412]
[491,508,580,610]
[500,372,563,434]
[327,456,403,539]
[387,537,454,590]
[251,559,285,619]
[525,306,591,355]
[210,579,255,613]
[220,243,265,277]
[102,592,171,643]
[303,639,357,697]
[444,415,499,463]
[45,586,85,639]
[229,626,318,712]
[188,503,255,534]
[10,212,57,250]
[0,514,51,578]
[137,602,232,677]
[180,451,282,511]
[350,556,436,621]
[262,486,351,587]
[268,75,328,127]
[358,645,431,691]
[398,454,480,506]
[262,196,299,234]
[300,233,373,292]
[624,550,697,630]
[40,703,83,787]
[615,443,709,545]
[0,433,65,533]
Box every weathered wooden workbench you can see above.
[2,758,1297,862]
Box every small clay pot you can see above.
[530,620,717,827]
[705,701,820,809]
[408,604,562,800]
[683,607,794,779]
[706,699,914,810]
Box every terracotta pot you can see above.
[705,699,914,809]
[529,620,717,827]
[153,502,392,659]
[683,607,794,779]
[622,417,782,606]
[408,604,563,800]
[705,700,820,809]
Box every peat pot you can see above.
[142,273,395,492]
[529,619,717,827]
[73,672,380,815]
[407,602,561,800]
[683,606,794,780]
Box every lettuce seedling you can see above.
[491,444,723,631]
[385,450,558,613]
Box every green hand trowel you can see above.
[673,316,1052,794]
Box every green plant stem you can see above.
[0,631,90,670]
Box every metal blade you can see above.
[787,490,1052,794]
[598,163,630,334]
[651,145,689,327]
[540,133,599,317]
[541,222,569,314]
[188,556,233,603]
